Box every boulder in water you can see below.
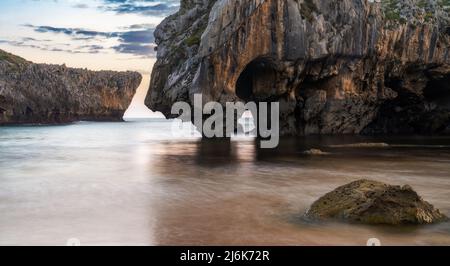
[306,179,448,225]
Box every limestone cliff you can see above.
[0,49,141,125]
[147,0,450,136]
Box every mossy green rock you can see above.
[306,179,448,225]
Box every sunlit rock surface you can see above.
[306,179,448,225]
[0,49,141,125]
[147,0,450,136]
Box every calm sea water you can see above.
[0,121,449,245]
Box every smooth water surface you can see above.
[0,121,449,245]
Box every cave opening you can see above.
[424,74,450,107]
[235,57,278,102]
[25,106,33,116]
[235,57,280,138]
[384,77,404,94]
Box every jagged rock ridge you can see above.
[0,49,142,125]
[147,0,450,136]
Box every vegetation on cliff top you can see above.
[382,0,450,26]
[0,49,29,66]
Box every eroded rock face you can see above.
[306,179,448,225]
[0,49,142,125]
[147,0,450,136]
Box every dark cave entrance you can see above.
[0,96,6,115]
[424,74,450,107]
[235,57,280,138]
[235,57,278,102]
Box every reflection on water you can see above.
[0,121,449,245]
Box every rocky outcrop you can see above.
[306,179,448,225]
[0,49,141,125]
[146,0,450,136]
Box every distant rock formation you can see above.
[306,179,448,225]
[0,49,142,125]
[146,0,450,136]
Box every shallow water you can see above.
[0,121,449,246]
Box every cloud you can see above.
[21,24,156,57]
[120,23,157,30]
[0,38,96,54]
[99,0,180,16]
[119,29,154,43]
[24,25,119,39]
[1,1,172,58]
[72,3,89,9]
[113,43,156,56]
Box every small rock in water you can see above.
[306,179,448,225]
[329,143,390,148]
[303,149,329,155]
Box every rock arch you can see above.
[235,57,280,103]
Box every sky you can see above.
[0,0,179,118]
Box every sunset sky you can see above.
[0,0,179,117]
